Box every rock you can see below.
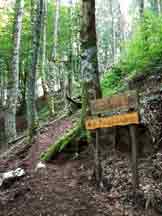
[35,161,46,171]
[0,168,25,188]
[156,152,162,160]
[14,168,25,177]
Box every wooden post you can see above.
[95,128,102,188]
[129,125,139,194]
[112,127,117,151]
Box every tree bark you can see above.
[40,0,48,98]
[80,0,102,188]
[65,0,73,114]
[150,0,159,14]
[139,0,144,18]
[0,60,7,109]
[80,0,102,100]
[159,0,162,13]
[47,0,61,116]
[129,125,139,194]
[52,0,60,61]
[4,0,24,144]
[109,0,115,63]
[26,0,43,141]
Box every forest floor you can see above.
[0,114,162,216]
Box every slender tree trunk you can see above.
[0,60,7,108]
[19,60,27,114]
[109,0,115,63]
[4,0,24,144]
[65,0,73,114]
[26,0,43,141]
[116,1,124,56]
[68,0,73,97]
[40,0,47,98]
[150,0,159,14]
[52,0,60,60]
[47,0,60,116]
[159,0,162,12]
[139,0,144,18]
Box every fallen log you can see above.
[8,134,27,145]
[41,124,81,161]
[0,137,28,160]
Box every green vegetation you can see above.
[102,11,162,96]
[41,123,81,161]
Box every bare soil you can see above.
[0,115,162,216]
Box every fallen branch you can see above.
[39,113,67,129]
[8,134,27,145]
[0,137,28,160]
[0,114,68,160]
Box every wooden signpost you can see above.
[85,91,139,193]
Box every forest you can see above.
[0,0,162,215]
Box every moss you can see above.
[41,124,81,161]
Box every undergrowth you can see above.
[102,11,162,96]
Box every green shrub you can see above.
[102,11,162,96]
[101,67,125,96]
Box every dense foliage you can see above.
[102,11,162,96]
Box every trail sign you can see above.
[85,90,139,193]
[85,112,139,130]
[90,91,138,115]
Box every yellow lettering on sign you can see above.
[85,112,139,130]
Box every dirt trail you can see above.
[0,158,114,216]
[24,117,74,168]
[0,116,74,171]
[0,115,161,216]
[0,115,121,216]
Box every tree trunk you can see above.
[47,0,61,116]
[139,0,144,18]
[159,0,162,12]
[80,0,102,188]
[52,0,60,60]
[65,0,73,114]
[26,0,43,141]
[150,0,159,14]
[4,0,24,144]
[109,0,115,63]
[80,0,102,101]
[40,0,47,98]
[116,1,124,56]
[0,60,7,109]
[80,0,102,125]
[19,60,27,114]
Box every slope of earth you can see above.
[1,149,162,216]
[0,157,116,216]
[0,113,162,215]
[0,112,80,172]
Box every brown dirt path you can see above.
[0,158,114,216]
[0,116,75,171]
[0,114,160,216]
[0,115,122,216]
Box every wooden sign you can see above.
[90,91,138,115]
[85,112,139,130]
[86,91,139,192]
